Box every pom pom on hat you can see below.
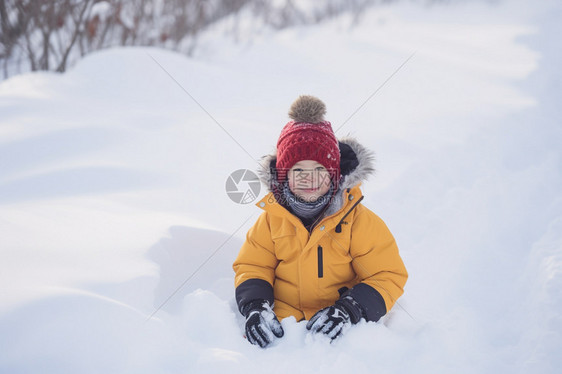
[288,95,327,124]
[276,96,341,189]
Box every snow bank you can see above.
[1,0,560,373]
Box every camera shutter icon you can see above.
[226,169,261,204]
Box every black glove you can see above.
[242,299,284,348]
[306,295,364,341]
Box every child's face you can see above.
[287,160,332,202]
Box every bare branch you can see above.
[56,0,92,72]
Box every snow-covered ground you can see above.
[1,0,561,372]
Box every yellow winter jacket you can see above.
[233,137,408,321]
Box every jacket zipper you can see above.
[317,194,363,279]
[317,245,323,278]
[312,194,365,234]
[335,195,364,233]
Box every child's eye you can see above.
[316,167,326,171]
[292,168,303,172]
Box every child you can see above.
[233,95,408,348]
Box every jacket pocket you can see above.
[270,217,297,240]
[317,245,323,278]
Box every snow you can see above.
[1,0,561,372]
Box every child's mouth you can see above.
[301,187,319,193]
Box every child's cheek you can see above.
[287,182,302,198]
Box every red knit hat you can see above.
[276,96,341,189]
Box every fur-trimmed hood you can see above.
[256,136,375,216]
